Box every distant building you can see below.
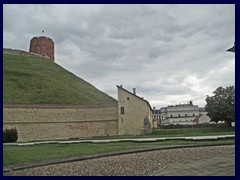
[153,107,161,127]
[29,36,55,62]
[197,107,211,124]
[160,101,200,125]
[117,86,153,135]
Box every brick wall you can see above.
[29,36,54,62]
[3,104,118,142]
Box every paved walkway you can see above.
[151,153,235,176]
[4,145,234,176]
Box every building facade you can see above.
[153,107,161,127]
[160,101,200,125]
[117,86,153,135]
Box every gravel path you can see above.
[5,145,235,176]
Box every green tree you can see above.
[205,86,235,127]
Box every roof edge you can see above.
[117,85,153,111]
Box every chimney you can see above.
[120,85,123,88]
[133,88,136,95]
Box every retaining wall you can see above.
[3,104,118,142]
[3,48,50,60]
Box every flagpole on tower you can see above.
[41,30,47,57]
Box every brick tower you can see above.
[29,36,54,62]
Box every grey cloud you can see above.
[3,4,235,108]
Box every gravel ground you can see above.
[4,145,235,176]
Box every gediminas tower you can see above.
[29,36,54,62]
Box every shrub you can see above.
[3,127,18,143]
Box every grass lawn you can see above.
[77,127,235,140]
[3,54,116,105]
[151,127,235,136]
[4,143,129,166]
[4,139,235,167]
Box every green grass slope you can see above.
[3,54,117,105]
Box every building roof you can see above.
[117,85,153,111]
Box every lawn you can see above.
[4,138,235,167]
[77,127,235,140]
[3,143,128,166]
[151,127,235,136]
[3,54,117,105]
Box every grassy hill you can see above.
[3,54,117,105]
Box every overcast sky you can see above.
[3,4,235,108]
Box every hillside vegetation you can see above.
[3,54,117,105]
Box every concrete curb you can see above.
[3,144,235,173]
[3,135,235,146]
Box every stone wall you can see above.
[3,104,118,142]
[3,48,50,60]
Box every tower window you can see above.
[120,107,124,114]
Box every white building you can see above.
[153,107,161,127]
[160,101,200,125]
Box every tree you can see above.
[205,86,235,127]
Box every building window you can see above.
[185,114,187,117]
[170,115,173,117]
[178,114,180,117]
[121,107,124,114]
[127,97,130,100]
[193,114,195,116]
